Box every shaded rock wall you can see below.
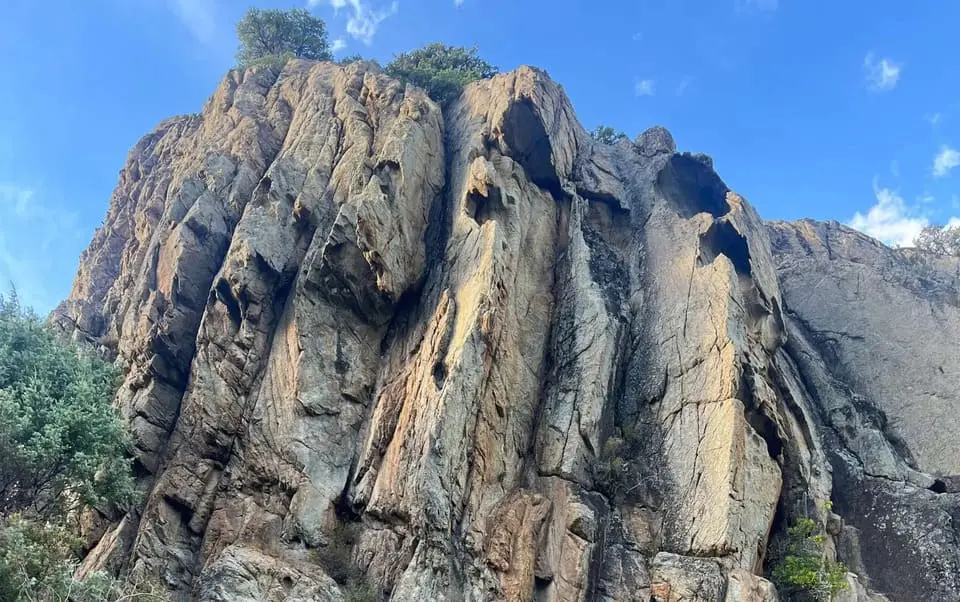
[55,60,959,601]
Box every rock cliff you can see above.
[54,60,960,601]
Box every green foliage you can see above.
[772,516,849,601]
[590,125,628,145]
[384,43,498,105]
[0,516,165,601]
[0,292,135,521]
[914,224,960,256]
[337,54,368,65]
[236,8,332,69]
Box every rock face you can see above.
[55,61,960,602]
[768,220,960,602]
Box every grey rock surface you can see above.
[55,61,955,601]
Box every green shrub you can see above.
[384,43,497,105]
[590,125,627,145]
[772,517,849,601]
[0,292,149,599]
[0,516,165,601]
[337,54,368,65]
[236,8,332,69]
[0,292,135,520]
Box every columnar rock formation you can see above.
[55,60,960,601]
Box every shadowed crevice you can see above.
[657,153,730,218]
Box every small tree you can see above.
[0,293,134,521]
[772,517,849,601]
[337,54,367,65]
[236,8,332,69]
[385,43,498,105]
[914,224,960,256]
[590,125,628,145]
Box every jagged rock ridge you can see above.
[55,60,960,602]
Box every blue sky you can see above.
[2,0,959,311]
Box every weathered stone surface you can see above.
[649,553,725,601]
[768,220,960,601]
[57,60,952,602]
[725,569,778,602]
[768,219,960,476]
[195,546,342,601]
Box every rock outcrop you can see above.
[55,60,960,601]
[768,220,960,602]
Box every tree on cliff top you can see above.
[590,125,628,145]
[385,43,498,105]
[914,223,960,256]
[236,8,332,69]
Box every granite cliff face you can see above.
[54,60,960,602]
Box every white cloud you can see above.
[863,52,901,92]
[933,145,960,177]
[890,160,900,178]
[309,0,399,45]
[675,77,692,97]
[331,37,347,53]
[926,112,942,126]
[455,0,465,6]
[631,32,643,42]
[848,182,927,248]
[168,0,218,43]
[635,79,655,96]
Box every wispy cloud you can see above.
[454,0,465,6]
[675,77,692,97]
[925,112,942,126]
[309,0,399,45]
[890,160,900,178]
[167,0,218,43]
[0,184,34,217]
[0,182,83,310]
[631,32,643,42]
[635,79,655,97]
[933,145,960,177]
[863,52,901,92]
[735,0,778,12]
[331,37,347,53]
[848,182,927,248]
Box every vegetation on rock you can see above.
[0,293,134,519]
[772,516,849,601]
[914,223,960,256]
[0,516,164,602]
[0,293,147,601]
[385,43,498,104]
[338,54,368,65]
[236,8,332,69]
[590,125,628,145]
